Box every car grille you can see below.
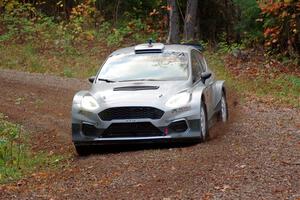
[103,122,163,138]
[99,107,164,121]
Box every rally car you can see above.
[71,42,228,155]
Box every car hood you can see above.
[89,81,189,106]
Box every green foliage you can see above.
[0,4,61,44]
[0,114,63,183]
[233,0,264,44]
[107,26,131,47]
[0,0,155,50]
[97,22,111,38]
[0,13,31,42]
[103,19,153,47]
[217,39,246,54]
[63,67,75,78]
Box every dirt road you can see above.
[0,69,299,199]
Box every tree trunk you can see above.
[113,0,120,27]
[183,0,198,42]
[195,3,201,40]
[224,0,230,44]
[296,13,300,56]
[235,5,241,43]
[166,0,180,44]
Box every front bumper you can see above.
[72,99,201,145]
[72,119,200,145]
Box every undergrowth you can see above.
[206,53,300,108]
[0,114,63,184]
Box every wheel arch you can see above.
[201,93,208,111]
[214,80,226,105]
[222,85,226,97]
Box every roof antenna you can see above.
[148,38,153,47]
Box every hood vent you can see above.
[113,86,159,91]
[135,49,162,54]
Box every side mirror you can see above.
[200,72,211,83]
[88,76,95,83]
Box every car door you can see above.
[191,50,211,114]
[200,56,218,110]
[194,50,215,118]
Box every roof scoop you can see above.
[135,42,164,54]
[113,86,159,91]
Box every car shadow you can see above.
[75,142,198,157]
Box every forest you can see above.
[0,0,299,57]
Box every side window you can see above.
[195,51,206,73]
[200,58,207,72]
[191,51,201,82]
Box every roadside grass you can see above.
[206,53,300,108]
[0,43,103,78]
[254,74,300,107]
[0,114,64,184]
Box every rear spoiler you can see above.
[180,43,204,51]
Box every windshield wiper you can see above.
[118,78,161,82]
[98,78,116,83]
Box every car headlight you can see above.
[166,92,191,108]
[81,96,99,111]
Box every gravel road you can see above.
[0,69,299,200]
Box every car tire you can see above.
[199,101,209,142]
[75,145,90,156]
[218,92,228,123]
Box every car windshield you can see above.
[98,52,189,82]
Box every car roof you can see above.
[110,43,196,56]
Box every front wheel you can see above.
[199,101,209,142]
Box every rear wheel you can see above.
[218,92,228,123]
[74,145,91,156]
[199,101,209,142]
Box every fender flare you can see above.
[214,80,226,106]
[190,85,206,119]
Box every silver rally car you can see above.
[72,42,228,155]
